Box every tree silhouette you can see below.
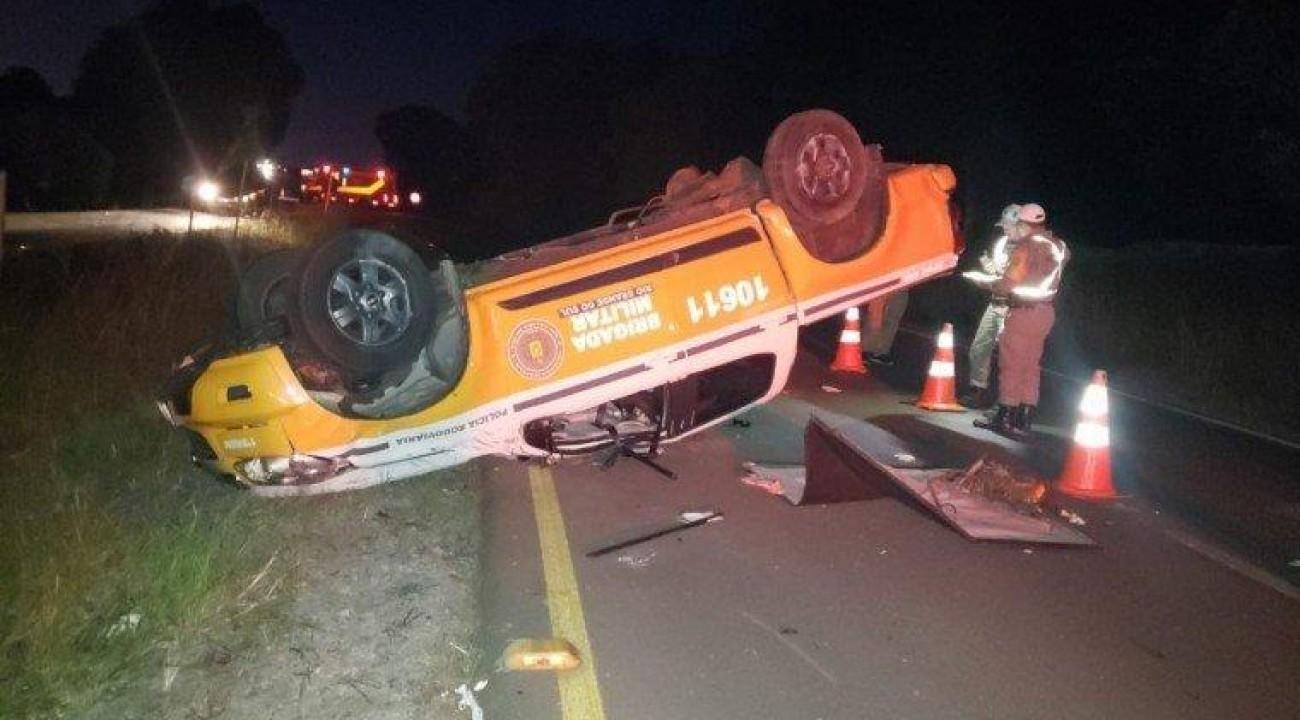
[461,37,654,247]
[72,0,302,206]
[374,104,478,222]
[0,66,111,210]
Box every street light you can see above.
[256,158,275,182]
[195,180,220,204]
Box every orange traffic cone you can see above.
[1057,370,1118,500]
[915,323,964,411]
[829,307,868,374]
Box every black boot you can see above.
[959,386,994,410]
[1008,404,1035,438]
[974,404,1012,433]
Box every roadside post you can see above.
[233,158,249,241]
[181,175,196,236]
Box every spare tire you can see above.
[763,110,886,263]
[234,247,306,330]
[292,229,438,377]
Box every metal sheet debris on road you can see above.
[804,411,1095,545]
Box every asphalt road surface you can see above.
[477,345,1300,720]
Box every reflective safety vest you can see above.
[964,233,1019,302]
[989,233,1013,275]
[997,232,1069,303]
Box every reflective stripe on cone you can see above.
[916,322,964,411]
[830,307,868,374]
[1057,369,1118,499]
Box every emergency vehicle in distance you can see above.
[299,164,417,210]
[161,110,962,496]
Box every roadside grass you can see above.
[911,242,1300,442]
[0,232,290,716]
[2,219,485,717]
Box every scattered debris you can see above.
[473,679,488,692]
[586,510,722,557]
[740,473,786,496]
[501,638,582,672]
[1022,548,1034,555]
[1058,508,1088,526]
[893,452,917,464]
[455,683,485,720]
[731,417,752,428]
[616,550,657,569]
[740,461,807,503]
[105,612,142,638]
[820,384,843,394]
[949,456,1048,513]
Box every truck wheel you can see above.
[763,110,886,262]
[235,248,306,329]
[293,229,437,377]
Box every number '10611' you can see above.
[686,275,771,324]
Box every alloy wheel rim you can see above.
[326,257,412,346]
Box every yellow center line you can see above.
[528,464,608,720]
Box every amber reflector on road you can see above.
[502,638,582,672]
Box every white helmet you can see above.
[1018,203,1047,224]
[997,204,1022,228]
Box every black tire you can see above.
[293,229,437,377]
[763,110,886,262]
[235,248,306,330]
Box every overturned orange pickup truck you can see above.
[159,110,962,495]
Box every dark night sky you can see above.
[1,0,745,165]
[5,0,1297,247]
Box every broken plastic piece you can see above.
[455,683,485,720]
[740,473,786,496]
[502,638,582,672]
[1058,508,1088,526]
[740,462,809,504]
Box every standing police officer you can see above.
[960,204,1021,408]
[974,203,1068,437]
